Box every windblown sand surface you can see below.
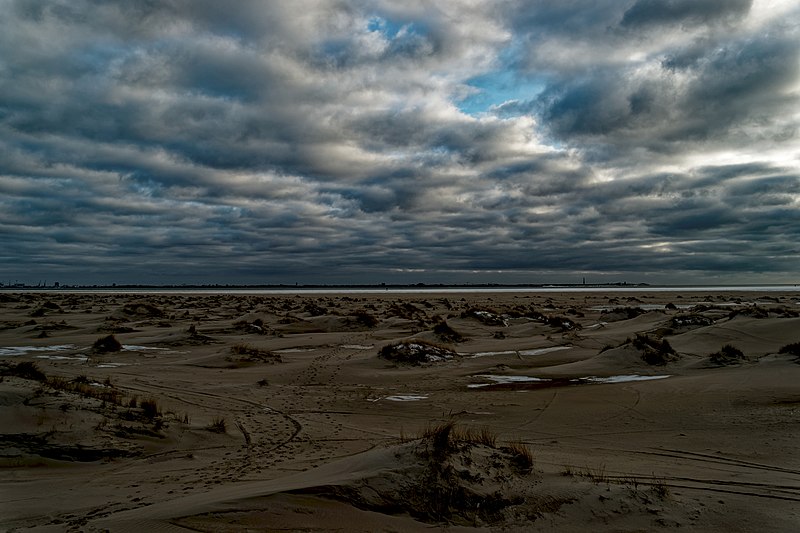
[1,289,799,532]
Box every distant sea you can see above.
[15,285,800,295]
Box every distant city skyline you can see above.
[1,1,798,286]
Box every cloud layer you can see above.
[1,0,798,285]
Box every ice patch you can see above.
[469,374,670,388]
[122,345,168,351]
[466,346,571,358]
[341,344,374,350]
[274,347,316,353]
[0,344,77,357]
[519,347,572,356]
[96,362,131,368]
[384,395,428,402]
[34,354,89,362]
[585,375,671,384]
[468,375,550,388]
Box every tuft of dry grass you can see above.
[1,361,47,381]
[464,426,498,447]
[92,334,122,353]
[206,416,227,433]
[505,440,534,472]
[140,398,161,420]
[229,343,281,363]
[650,476,670,499]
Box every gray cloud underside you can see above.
[1,0,798,284]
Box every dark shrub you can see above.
[433,320,464,343]
[632,334,677,365]
[140,398,161,420]
[1,361,46,381]
[709,344,745,365]
[93,334,122,353]
[379,340,457,365]
[778,342,800,357]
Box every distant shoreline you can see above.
[4,283,799,294]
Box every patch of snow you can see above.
[466,346,571,358]
[34,354,89,362]
[122,345,168,351]
[383,395,428,402]
[0,344,77,357]
[519,346,572,356]
[585,375,670,384]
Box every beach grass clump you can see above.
[670,314,714,328]
[140,398,161,420]
[504,440,534,473]
[1,361,47,381]
[120,302,165,318]
[546,315,581,331]
[420,423,502,455]
[632,334,677,365]
[352,310,379,328]
[92,334,122,353]
[393,422,532,523]
[379,340,458,365]
[465,426,498,447]
[651,477,671,499]
[778,342,800,358]
[432,319,465,343]
[601,307,646,321]
[461,307,508,327]
[205,416,227,433]
[425,421,456,457]
[709,344,745,365]
[228,343,281,363]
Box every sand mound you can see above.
[298,424,535,526]
[379,340,458,364]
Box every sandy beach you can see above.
[2,289,799,532]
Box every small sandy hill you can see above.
[537,343,674,377]
[111,301,166,321]
[92,423,687,532]
[668,316,800,357]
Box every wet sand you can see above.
[1,289,799,531]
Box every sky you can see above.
[1,0,799,286]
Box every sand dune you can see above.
[1,290,799,531]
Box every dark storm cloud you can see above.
[537,32,799,148]
[0,0,798,285]
[620,0,752,28]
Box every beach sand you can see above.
[1,289,799,531]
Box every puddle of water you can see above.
[520,347,572,356]
[383,395,428,402]
[469,374,670,389]
[585,375,671,384]
[466,346,571,358]
[34,354,89,362]
[122,345,168,351]
[273,347,316,353]
[0,344,78,357]
[468,375,548,388]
